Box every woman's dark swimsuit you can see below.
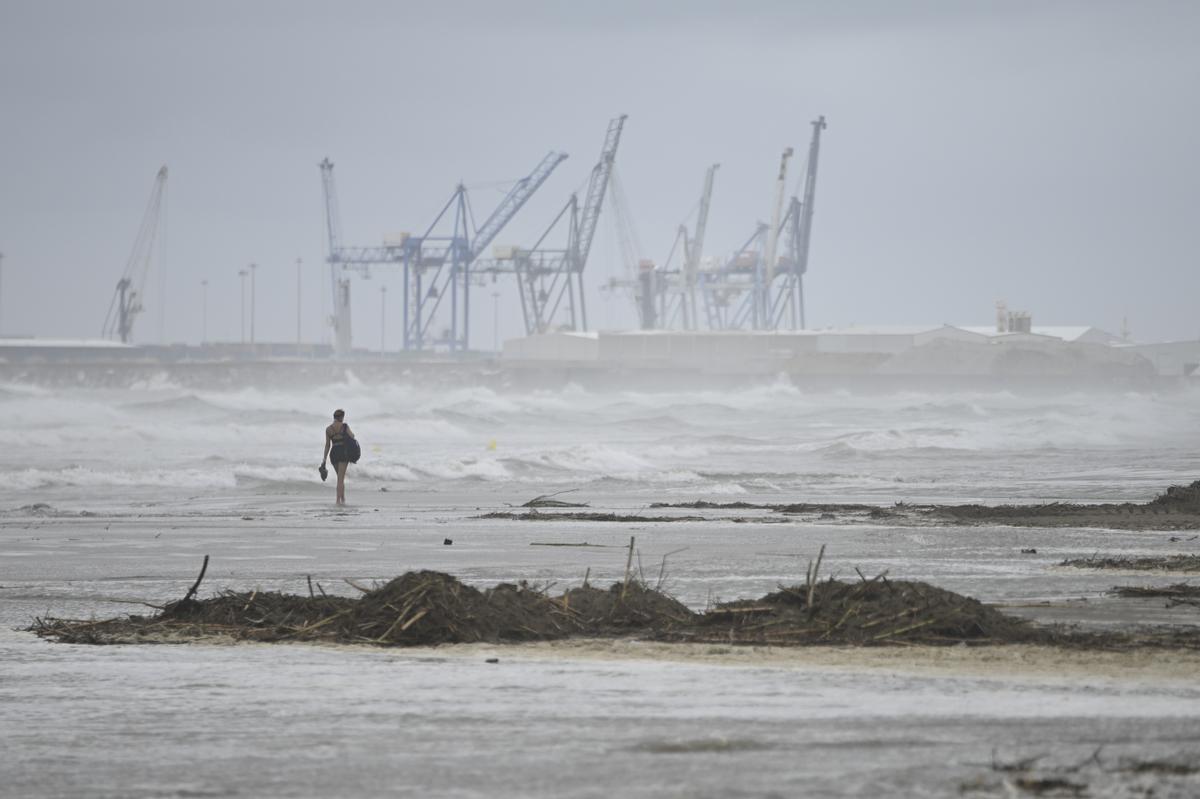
[329,424,352,465]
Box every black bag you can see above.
[346,436,361,464]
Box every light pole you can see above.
[238,269,248,343]
[380,284,387,355]
[201,279,208,344]
[492,291,500,351]
[0,252,5,336]
[249,263,257,345]
[296,257,302,346]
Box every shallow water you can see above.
[3,378,1200,796]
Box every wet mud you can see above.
[1064,555,1200,572]
[647,480,1200,530]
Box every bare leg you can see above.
[335,461,349,505]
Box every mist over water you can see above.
[6,377,1198,510]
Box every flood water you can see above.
[3,376,1200,796]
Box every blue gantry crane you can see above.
[320,151,567,353]
[474,115,627,335]
[698,115,825,332]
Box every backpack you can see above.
[346,435,361,464]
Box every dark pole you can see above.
[249,263,257,345]
[492,291,500,351]
[296,257,302,345]
[238,269,247,343]
[380,284,387,354]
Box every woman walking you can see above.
[322,408,356,505]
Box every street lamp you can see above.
[492,291,501,352]
[249,263,257,345]
[0,252,5,336]
[238,269,248,343]
[200,279,208,344]
[296,257,302,346]
[380,284,387,355]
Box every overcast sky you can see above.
[2,0,1198,348]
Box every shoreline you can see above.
[413,638,1200,681]
[65,634,1200,682]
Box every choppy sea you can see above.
[5,376,1198,509]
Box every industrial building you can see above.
[502,324,1195,379]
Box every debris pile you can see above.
[351,572,564,645]
[1150,480,1200,511]
[681,576,1033,646]
[560,581,696,631]
[31,569,1041,648]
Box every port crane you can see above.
[102,166,167,343]
[612,162,718,330]
[320,151,566,353]
[659,163,720,329]
[475,115,627,335]
[319,159,352,355]
[768,115,825,330]
[699,115,825,332]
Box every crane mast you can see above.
[679,163,719,329]
[762,147,793,289]
[493,114,628,335]
[319,158,353,356]
[793,115,826,328]
[702,114,827,332]
[103,165,167,343]
[686,164,719,288]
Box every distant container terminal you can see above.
[7,112,1197,389]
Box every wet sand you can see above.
[5,500,1200,797]
[416,638,1200,681]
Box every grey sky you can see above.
[2,0,1198,347]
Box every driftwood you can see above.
[481,511,706,523]
[521,490,590,509]
[1109,583,1200,606]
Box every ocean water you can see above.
[3,375,1200,798]
[5,376,1198,509]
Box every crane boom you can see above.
[469,151,567,262]
[572,114,626,272]
[102,165,167,343]
[319,158,342,257]
[763,147,793,286]
[794,115,826,279]
[319,158,352,355]
[685,163,719,287]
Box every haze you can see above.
[1,0,1198,347]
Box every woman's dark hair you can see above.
[333,409,345,420]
